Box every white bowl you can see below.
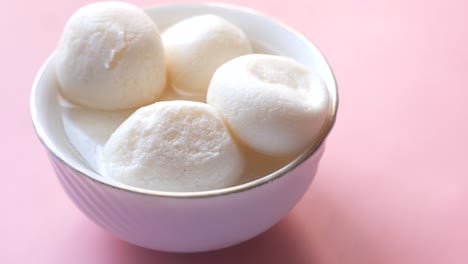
[31,3,338,252]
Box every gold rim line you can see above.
[30,2,339,199]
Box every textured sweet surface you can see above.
[162,14,252,96]
[208,54,330,155]
[55,1,166,110]
[103,100,244,192]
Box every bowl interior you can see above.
[31,3,337,198]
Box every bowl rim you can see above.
[30,2,339,199]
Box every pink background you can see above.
[2,0,467,263]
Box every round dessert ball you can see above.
[207,54,330,156]
[103,101,244,192]
[162,14,252,96]
[55,2,166,110]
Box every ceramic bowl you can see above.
[31,3,338,252]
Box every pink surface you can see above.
[2,0,467,263]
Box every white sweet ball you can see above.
[55,2,166,110]
[162,14,252,96]
[103,101,244,192]
[207,54,330,156]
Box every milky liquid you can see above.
[61,40,296,187]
